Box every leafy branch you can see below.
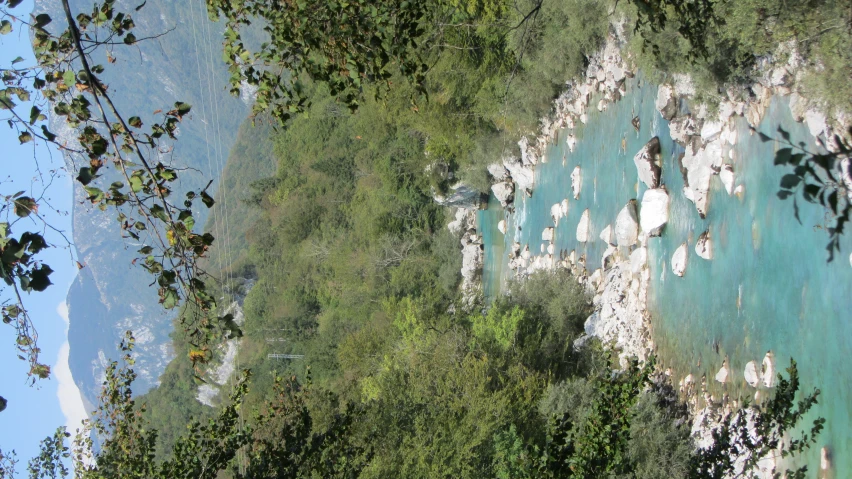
[763,125,852,261]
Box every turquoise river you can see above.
[478,78,851,474]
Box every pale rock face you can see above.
[640,188,670,236]
[633,137,662,188]
[701,120,724,142]
[615,200,639,247]
[589,268,603,290]
[487,163,509,181]
[551,202,565,226]
[576,209,591,243]
[672,243,688,277]
[597,98,608,112]
[762,352,776,388]
[720,164,735,195]
[503,156,535,192]
[720,123,738,146]
[682,139,723,217]
[497,220,507,235]
[744,361,760,387]
[805,108,828,139]
[669,115,699,145]
[821,447,832,471]
[715,364,729,384]
[491,181,515,207]
[673,73,695,96]
[630,247,648,274]
[566,134,577,152]
[655,84,678,120]
[542,227,555,242]
[560,199,569,216]
[602,245,617,267]
[789,92,807,122]
[734,184,746,199]
[695,230,714,260]
[547,243,555,255]
[521,245,531,260]
[571,166,582,199]
[599,224,614,245]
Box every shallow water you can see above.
[480,79,851,473]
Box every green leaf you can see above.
[200,191,215,208]
[0,20,12,35]
[174,101,191,118]
[13,197,36,217]
[28,264,52,292]
[129,175,144,192]
[11,56,24,65]
[128,116,142,128]
[63,70,75,87]
[34,14,52,28]
[123,32,137,44]
[161,287,179,309]
[77,167,97,185]
[18,131,32,144]
[138,245,154,255]
[178,210,195,230]
[29,106,44,124]
[150,204,169,223]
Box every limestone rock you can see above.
[615,200,639,247]
[762,352,775,388]
[633,137,662,188]
[630,247,647,274]
[497,220,507,235]
[503,156,534,192]
[700,121,724,142]
[599,224,614,245]
[734,184,745,199]
[744,361,760,387]
[695,230,713,260]
[672,243,688,277]
[566,134,577,152]
[715,364,729,384]
[571,166,582,199]
[491,181,515,208]
[542,227,555,242]
[640,188,670,237]
[805,108,828,139]
[669,115,699,145]
[487,163,508,182]
[576,209,591,243]
[789,93,807,122]
[656,84,678,120]
[681,140,723,218]
[720,164,735,195]
[551,202,565,227]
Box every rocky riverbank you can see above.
[446,19,840,478]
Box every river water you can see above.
[478,77,850,473]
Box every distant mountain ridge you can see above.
[33,0,249,410]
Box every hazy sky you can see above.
[0,0,87,466]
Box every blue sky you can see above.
[0,0,86,467]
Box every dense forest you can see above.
[2,0,845,476]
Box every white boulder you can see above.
[571,166,582,199]
[491,181,515,207]
[695,230,713,260]
[762,352,775,388]
[655,84,678,120]
[640,188,670,237]
[805,108,828,139]
[615,200,639,247]
[487,163,509,182]
[576,209,591,243]
[630,247,648,274]
[503,156,534,192]
[497,220,507,235]
[672,243,688,277]
[715,363,729,384]
[682,139,723,218]
[669,115,699,145]
[542,227,555,242]
[744,361,760,387]
[550,202,565,226]
[720,164,735,195]
[633,137,662,188]
[599,224,614,245]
